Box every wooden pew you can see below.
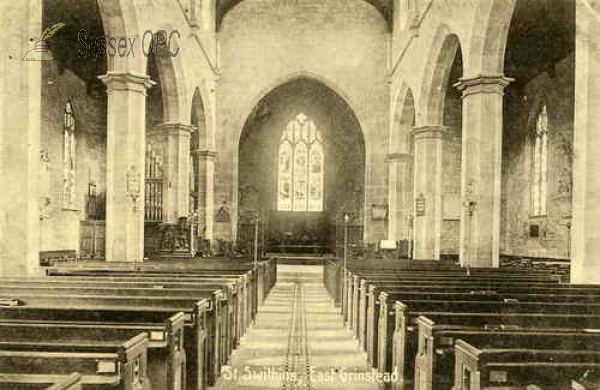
[356,279,575,363]
[49,258,277,304]
[345,272,562,336]
[355,277,597,351]
[0,281,242,358]
[42,273,249,355]
[332,260,564,310]
[415,315,600,390]
[0,276,249,349]
[1,276,251,346]
[361,285,600,365]
[378,298,600,381]
[0,372,82,390]
[0,333,150,390]
[0,314,185,390]
[46,373,83,390]
[453,338,600,390]
[0,295,212,390]
[46,271,256,331]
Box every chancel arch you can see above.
[238,77,365,254]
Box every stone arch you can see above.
[390,83,416,154]
[147,33,188,124]
[388,82,416,243]
[236,77,367,250]
[419,28,463,126]
[467,0,517,76]
[191,87,209,149]
[236,71,367,148]
[96,0,146,74]
[218,0,391,30]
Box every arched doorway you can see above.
[238,78,366,255]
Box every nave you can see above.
[0,254,598,389]
[219,265,378,390]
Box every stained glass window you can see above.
[278,114,324,212]
[532,105,548,216]
[63,101,77,209]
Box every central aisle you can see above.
[217,265,380,390]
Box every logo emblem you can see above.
[24,23,65,61]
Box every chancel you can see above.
[1,0,600,389]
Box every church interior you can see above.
[1,0,600,388]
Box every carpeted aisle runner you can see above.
[281,282,311,390]
[216,265,379,390]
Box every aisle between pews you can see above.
[218,265,386,390]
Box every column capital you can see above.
[99,72,155,95]
[412,125,448,140]
[385,152,413,163]
[193,149,218,159]
[453,75,514,98]
[155,122,194,136]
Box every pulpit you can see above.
[157,217,193,258]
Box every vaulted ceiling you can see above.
[216,0,393,30]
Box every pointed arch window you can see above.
[532,104,548,216]
[278,113,324,212]
[63,101,77,209]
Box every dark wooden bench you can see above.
[0,313,185,390]
[326,261,561,304]
[378,298,600,379]
[454,338,600,390]
[415,315,600,390]
[0,372,82,390]
[0,295,212,390]
[342,266,562,317]
[360,284,600,365]
[46,373,83,390]
[49,257,277,302]
[46,271,256,329]
[352,278,567,362]
[0,333,149,390]
[345,274,562,334]
[41,273,249,357]
[0,276,250,350]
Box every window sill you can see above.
[62,208,79,212]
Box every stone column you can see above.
[386,152,414,241]
[572,0,600,283]
[0,0,42,276]
[194,149,217,241]
[156,123,192,223]
[100,72,155,262]
[454,75,512,268]
[412,126,445,260]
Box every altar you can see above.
[266,211,331,254]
